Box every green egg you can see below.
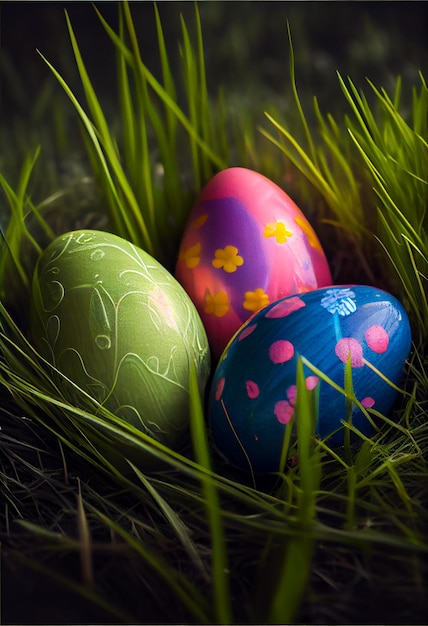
[30,229,211,458]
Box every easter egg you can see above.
[175,167,332,358]
[30,229,211,454]
[209,285,412,473]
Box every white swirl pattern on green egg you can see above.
[30,230,210,448]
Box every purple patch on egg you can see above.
[175,168,334,358]
[194,197,270,316]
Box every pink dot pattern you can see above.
[274,400,294,424]
[365,324,389,353]
[265,296,306,318]
[214,290,397,434]
[305,376,320,391]
[286,385,297,407]
[238,323,257,341]
[215,377,225,401]
[273,376,320,425]
[246,380,260,399]
[335,337,364,368]
[269,340,295,364]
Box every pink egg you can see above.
[175,167,332,358]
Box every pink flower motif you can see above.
[265,296,305,319]
[365,325,389,354]
[245,380,260,399]
[335,337,364,368]
[269,340,295,364]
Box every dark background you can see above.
[1,1,427,117]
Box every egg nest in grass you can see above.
[30,229,211,464]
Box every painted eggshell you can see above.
[209,285,412,473]
[30,230,211,455]
[175,167,332,358]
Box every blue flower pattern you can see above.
[320,288,357,316]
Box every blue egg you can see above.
[208,285,412,473]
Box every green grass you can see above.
[1,2,427,624]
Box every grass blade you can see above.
[188,363,232,624]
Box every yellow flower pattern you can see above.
[294,217,323,253]
[191,213,208,229]
[205,290,230,317]
[264,221,292,244]
[180,242,201,269]
[212,245,244,273]
[243,288,270,312]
